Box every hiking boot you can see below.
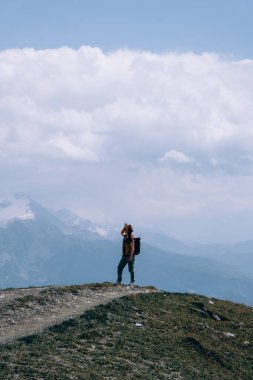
[115,281,122,286]
[129,282,135,287]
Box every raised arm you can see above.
[121,223,128,237]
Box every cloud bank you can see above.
[1,46,253,241]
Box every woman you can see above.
[116,224,135,286]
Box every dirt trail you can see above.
[0,284,156,344]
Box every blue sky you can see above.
[1,0,253,58]
[1,1,253,242]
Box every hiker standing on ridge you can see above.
[116,223,135,286]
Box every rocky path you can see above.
[0,283,156,344]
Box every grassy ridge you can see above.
[0,290,252,379]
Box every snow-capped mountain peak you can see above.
[91,226,109,237]
[0,194,35,227]
[52,208,110,237]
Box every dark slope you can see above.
[0,286,252,379]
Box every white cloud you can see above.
[159,150,195,163]
[1,47,253,169]
[48,135,99,162]
[1,46,253,241]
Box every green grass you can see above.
[0,289,252,379]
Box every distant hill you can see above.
[138,230,253,277]
[187,240,253,277]
[0,283,252,380]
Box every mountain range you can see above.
[0,193,253,305]
[141,230,253,277]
